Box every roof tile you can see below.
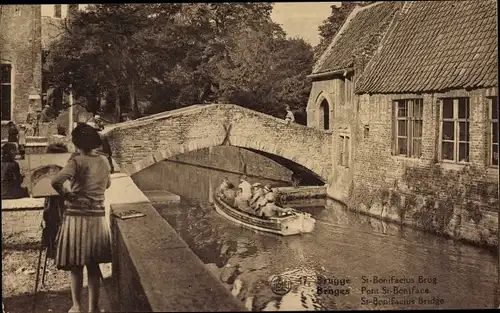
[356,0,497,94]
[313,2,402,74]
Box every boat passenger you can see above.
[250,183,267,212]
[257,185,292,217]
[234,188,253,213]
[216,177,231,198]
[237,175,252,202]
[222,183,237,206]
[260,200,293,218]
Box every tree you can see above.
[314,2,373,61]
[215,27,313,118]
[45,3,314,121]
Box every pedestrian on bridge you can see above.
[284,105,295,125]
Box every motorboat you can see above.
[213,193,315,236]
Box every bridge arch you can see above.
[104,104,332,181]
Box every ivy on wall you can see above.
[346,163,498,236]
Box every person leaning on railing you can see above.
[284,105,295,125]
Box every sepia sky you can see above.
[271,2,341,47]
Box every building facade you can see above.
[1,4,83,140]
[1,5,42,126]
[307,0,498,246]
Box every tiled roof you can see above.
[313,2,402,74]
[356,0,498,94]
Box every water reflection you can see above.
[147,163,497,310]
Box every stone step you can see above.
[142,190,181,204]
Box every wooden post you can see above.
[68,85,74,135]
[208,146,214,203]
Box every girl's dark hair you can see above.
[71,122,102,152]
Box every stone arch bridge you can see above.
[103,104,332,181]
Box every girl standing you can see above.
[51,123,112,313]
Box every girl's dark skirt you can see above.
[55,200,111,270]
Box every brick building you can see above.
[0,5,42,126]
[307,1,498,243]
[1,4,82,140]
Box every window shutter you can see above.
[391,101,396,155]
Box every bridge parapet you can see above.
[106,104,332,181]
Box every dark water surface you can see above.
[148,162,497,311]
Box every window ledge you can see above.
[1,120,12,125]
[323,130,333,134]
[439,162,468,171]
[391,155,424,163]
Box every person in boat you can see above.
[216,177,236,204]
[234,187,254,213]
[222,182,237,206]
[237,175,252,202]
[216,177,231,198]
[250,183,267,212]
[258,185,292,218]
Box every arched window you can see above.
[319,99,330,130]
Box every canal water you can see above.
[137,160,498,310]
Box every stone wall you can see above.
[105,104,331,181]
[106,173,247,312]
[0,5,42,129]
[347,88,498,248]
[308,77,498,247]
[306,74,358,201]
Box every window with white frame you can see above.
[490,96,498,167]
[393,99,423,158]
[1,64,12,121]
[338,135,350,167]
[440,97,469,163]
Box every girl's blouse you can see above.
[51,153,111,201]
